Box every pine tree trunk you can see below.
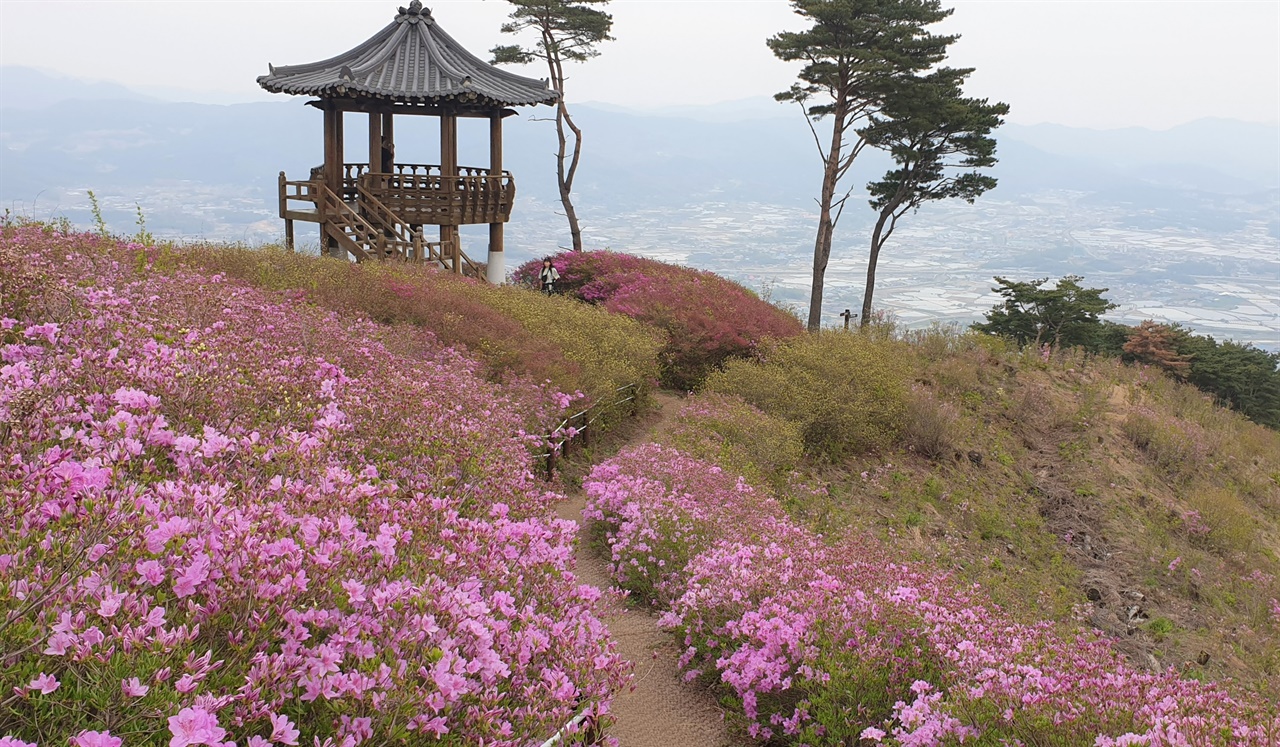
[807,111,847,333]
[861,210,890,327]
[808,213,832,332]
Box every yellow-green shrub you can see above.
[901,387,960,460]
[447,281,664,426]
[704,332,909,460]
[663,393,804,489]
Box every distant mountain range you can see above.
[3,65,1276,216]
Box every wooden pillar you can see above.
[368,113,381,173]
[322,105,343,259]
[284,219,295,251]
[440,112,460,271]
[323,106,344,197]
[381,113,395,173]
[486,111,505,284]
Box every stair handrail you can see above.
[355,180,417,259]
[315,183,384,261]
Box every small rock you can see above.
[1086,587,1102,602]
[967,450,983,466]
[1196,650,1210,666]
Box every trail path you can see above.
[554,392,732,747]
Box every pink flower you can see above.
[72,731,122,747]
[28,672,59,694]
[173,553,211,598]
[22,322,60,344]
[122,677,150,697]
[0,738,37,747]
[172,435,200,455]
[269,713,300,746]
[44,631,75,656]
[136,559,166,586]
[98,589,127,618]
[859,726,886,742]
[112,387,158,411]
[167,707,226,747]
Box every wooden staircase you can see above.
[310,182,486,279]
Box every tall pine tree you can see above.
[768,0,956,331]
[859,68,1007,325]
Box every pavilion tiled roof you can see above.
[257,1,558,108]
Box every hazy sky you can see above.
[1,0,1277,129]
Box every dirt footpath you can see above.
[556,393,733,746]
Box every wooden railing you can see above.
[278,172,321,219]
[355,186,419,259]
[275,168,493,278]
[283,166,514,226]
[315,184,380,262]
[535,384,641,478]
[355,184,482,276]
[354,165,515,226]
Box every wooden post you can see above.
[486,111,505,284]
[368,113,381,173]
[840,309,854,330]
[322,105,343,259]
[440,111,459,269]
[381,112,395,174]
[284,219,294,251]
[323,107,343,196]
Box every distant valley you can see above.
[1,66,1276,348]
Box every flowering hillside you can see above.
[0,228,625,746]
[514,251,803,390]
[585,435,1280,744]
[178,245,663,432]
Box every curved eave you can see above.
[256,77,558,108]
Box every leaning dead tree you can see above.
[493,0,614,252]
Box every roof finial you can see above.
[397,1,432,24]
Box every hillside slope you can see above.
[705,331,1280,690]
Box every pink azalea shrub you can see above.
[514,251,803,390]
[584,443,1280,745]
[0,228,626,745]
